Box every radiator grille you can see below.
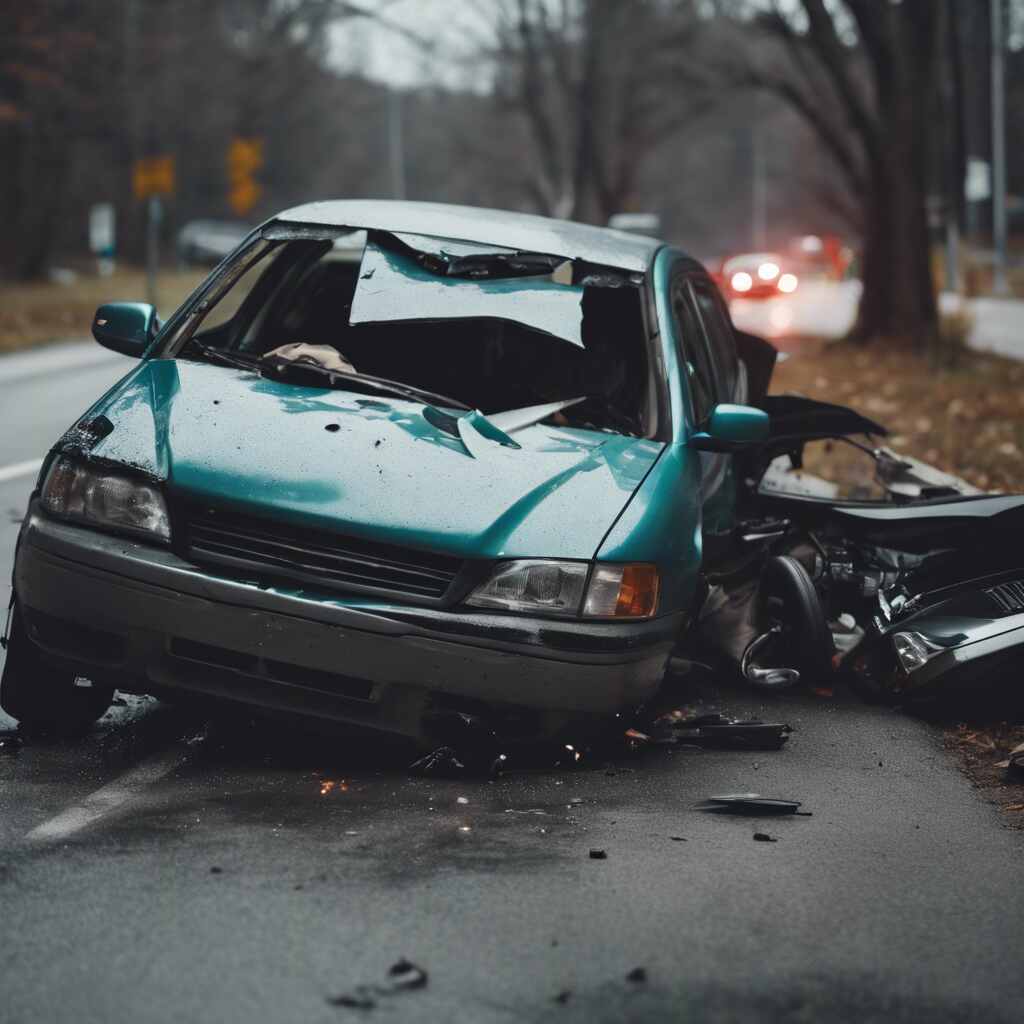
[185,506,461,602]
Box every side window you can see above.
[671,281,716,426]
[192,243,286,345]
[691,280,739,401]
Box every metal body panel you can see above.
[273,199,663,272]
[15,517,676,734]
[79,359,665,565]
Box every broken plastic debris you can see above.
[626,967,647,984]
[995,742,1024,775]
[670,714,792,751]
[456,796,469,805]
[753,833,778,842]
[699,794,811,816]
[327,958,428,1009]
[409,746,466,777]
[589,849,607,860]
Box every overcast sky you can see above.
[329,0,1024,88]
[328,1,495,88]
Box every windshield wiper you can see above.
[260,358,471,411]
[186,341,261,371]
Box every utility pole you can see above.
[991,0,1009,295]
[388,88,407,200]
[752,110,767,251]
[943,3,962,293]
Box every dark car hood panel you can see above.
[85,359,663,560]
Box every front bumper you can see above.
[13,511,681,740]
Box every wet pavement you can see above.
[2,342,1023,1022]
[2,682,1023,1023]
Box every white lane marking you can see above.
[24,748,188,842]
[0,457,43,484]
[0,340,125,386]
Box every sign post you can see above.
[132,155,175,308]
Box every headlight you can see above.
[466,560,659,619]
[41,457,171,543]
[891,631,941,674]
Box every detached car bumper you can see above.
[13,510,681,741]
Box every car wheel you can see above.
[1,606,114,735]
[755,555,834,686]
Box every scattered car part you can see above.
[699,794,811,816]
[326,958,428,1010]
[995,743,1024,775]
[741,627,800,689]
[670,714,792,750]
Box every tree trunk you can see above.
[851,9,940,348]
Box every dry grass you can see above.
[771,339,1024,493]
[0,267,206,354]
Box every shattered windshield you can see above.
[177,230,653,437]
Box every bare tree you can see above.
[716,0,947,348]
[487,0,705,224]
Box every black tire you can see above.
[1,605,114,735]
[757,555,834,685]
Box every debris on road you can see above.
[753,832,778,842]
[553,990,572,1005]
[326,958,428,1010]
[589,848,607,860]
[666,713,792,751]
[409,746,466,777]
[699,794,812,816]
[995,742,1024,776]
[625,967,647,984]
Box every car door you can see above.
[669,270,735,557]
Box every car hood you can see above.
[81,359,663,560]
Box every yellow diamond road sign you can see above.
[227,137,264,216]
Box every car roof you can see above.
[272,199,665,273]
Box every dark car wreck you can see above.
[1,200,1017,748]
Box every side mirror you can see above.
[690,403,770,452]
[92,302,159,358]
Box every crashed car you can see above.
[3,200,778,741]
[1,200,1010,744]
[698,405,1024,706]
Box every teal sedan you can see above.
[1,201,771,743]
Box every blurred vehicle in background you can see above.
[789,234,854,281]
[607,212,661,237]
[716,252,799,300]
[176,220,252,266]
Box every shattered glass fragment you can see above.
[350,238,586,348]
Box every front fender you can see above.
[595,443,703,616]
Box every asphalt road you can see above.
[1,340,1023,1024]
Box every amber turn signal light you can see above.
[583,564,660,619]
